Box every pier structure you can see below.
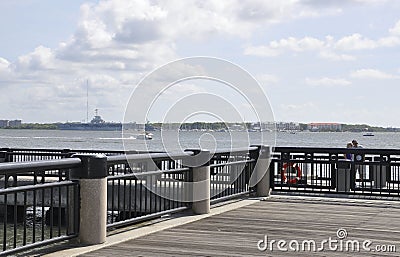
[0,146,399,256]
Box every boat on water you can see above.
[363,132,374,137]
[135,132,153,140]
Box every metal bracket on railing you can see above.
[281,152,290,161]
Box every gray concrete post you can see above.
[71,154,108,245]
[254,145,271,197]
[337,160,351,192]
[191,150,211,215]
[371,157,387,189]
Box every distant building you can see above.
[0,120,8,128]
[307,122,342,132]
[8,120,22,128]
[276,122,300,131]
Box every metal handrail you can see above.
[106,151,194,164]
[0,158,81,175]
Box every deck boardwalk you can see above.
[78,196,400,256]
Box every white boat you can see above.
[135,132,153,140]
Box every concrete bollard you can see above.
[370,157,387,189]
[71,154,108,245]
[254,145,271,197]
[190,150,211,215]
[336,160,351,192]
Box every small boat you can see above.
[135,132,153,140]
[363,132,374,137]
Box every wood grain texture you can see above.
[80,197,400,256]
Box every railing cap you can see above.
[184,149,211,167]
[71,154,107,179]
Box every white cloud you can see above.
[305,77,351,86]
[389,20,400,36]
[350,69,399,79]
[335,33,377,50]
[0,57,11,74]
[377,36,400,47]
[245,18,400,60]
[244,36,326,57]
[16,46,55,71]
[0,57,10,69]
[0,0,399,122]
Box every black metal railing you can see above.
[271,147,400,198]
[105,153,193,229]
[210,147,258,202]
[6,145,400,255]
[0,147,262,255]
[0,148,157,164]
[0,159,80,256]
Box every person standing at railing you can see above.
[345,142,353,160]
[352,139,366,183]
[352,139,363,149]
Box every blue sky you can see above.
[0,0,399,126]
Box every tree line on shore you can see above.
[1,122,398,132]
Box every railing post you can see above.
[253,145,271,197]
[190,150,211,215]
[0,148,12,162]
[370,156,387,189]
[71,154,108,245]
[0,151,6,163]
[336,160,352,192]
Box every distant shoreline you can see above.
[0,121,399,132]
[1,128,399,133]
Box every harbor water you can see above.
[0,129,400,151]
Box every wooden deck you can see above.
[79,196,400,256]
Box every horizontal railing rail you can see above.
[4,145,400,255]
[0,146,269,255]
[0,159,80,256]
[209,147,258,202]
[106,152,193,229]
[0,158,81,187]
[271,146,400,198]
[0,148,164,164]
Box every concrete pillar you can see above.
[254,145,271,197]
[336,160,351,192]
[370,157,387,189]
[190,150,211,215]
[71,154,108,245]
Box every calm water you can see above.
[1,129,400,151]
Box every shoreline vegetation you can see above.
[0,122,398,132]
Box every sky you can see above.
[0,0,400,126]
